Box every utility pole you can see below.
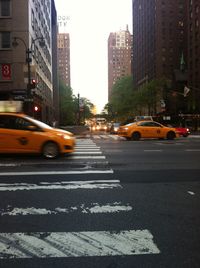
[77,93,80,125]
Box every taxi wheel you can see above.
[42,142,59,159]
[166,131,175,140]
[131,132,141,141]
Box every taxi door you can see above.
[148,122,164,138]
[0,115,46,153]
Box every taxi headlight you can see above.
[63,135,71,140]
[58,133,71,140]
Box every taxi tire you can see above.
[131,132,141,141]
[166,131,175,140]
[42,141,59,159]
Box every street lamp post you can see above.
[12,36,45,116]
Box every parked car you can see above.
[0,113,75,159]
[117,120,179,140]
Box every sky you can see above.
[55,0,132,113]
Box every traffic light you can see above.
[30,79,36,89]
[33,105,39,112]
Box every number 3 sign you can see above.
[1,64,11,80]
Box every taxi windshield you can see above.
[24,116,53,130]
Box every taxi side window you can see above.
[14,117,34,130]
[138,122,160,127]
[0,115,33,130]
[0,115,10,128]
[147,122,160,127]
[138,122,151,127]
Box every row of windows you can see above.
[0,31,10,49]
[0,0,10,17]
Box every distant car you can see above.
[110,122,121,134]
[0,113,75,159]
[167,125,190,137]
[117,120,179,140]
[175,127,190,137]
[91,123,107,131]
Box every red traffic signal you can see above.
[30,79,37,89]
[33,105,39,112]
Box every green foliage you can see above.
[106,76,169,122]
[59,79,95,125]
[59,80,76,125]
[109,76,134,121]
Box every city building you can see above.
[57,33,71,87]
[132,0,188,114]
[108,25,133,101]
[0,0,58,124]
[186,0,200,114]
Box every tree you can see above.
[59,80,76,125]
[109,76,134,121]
[107,76,169,122]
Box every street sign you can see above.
[1,64,11,80]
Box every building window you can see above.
[0,0,11,17]
[0,32,10,49]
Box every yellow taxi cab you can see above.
[0,113,76,159]
[118,120,179,140]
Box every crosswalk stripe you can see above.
[0,169,113,176]
[73,151,102,155]
[0,180,120,191]
[75,149,101,152]
[0,229,160,258]
[1,202,132,216]
[75,146,101,149]
[70,155,106,159]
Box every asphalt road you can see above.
[0,134,200,268]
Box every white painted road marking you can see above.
[0,180,120,191]
[0,169,113,176]
[75,148,101,150]
[187,191,195,195]
[0,230,160,258]
[73,151,102,154]
[70,155,106,159]
[144,150,162,152]
[0,202,132,216]
[185,149,200,152]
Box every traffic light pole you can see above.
[12,36,45,117]
[26,48,33,116]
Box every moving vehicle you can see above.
[166,124,190,137]
[91,122,107,131]
[118,120,179,140]
[110,122,121,134]
[175,126,190,137]
[0,113,75,159]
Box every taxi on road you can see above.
[117,120,179,140]
[0,113,75,159]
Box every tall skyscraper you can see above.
[132,0,187,88]
[132,0,200,116]
[186,0,200,112]
[0,0,58,123]
[108,25,133,101]
[57,33,71,87]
